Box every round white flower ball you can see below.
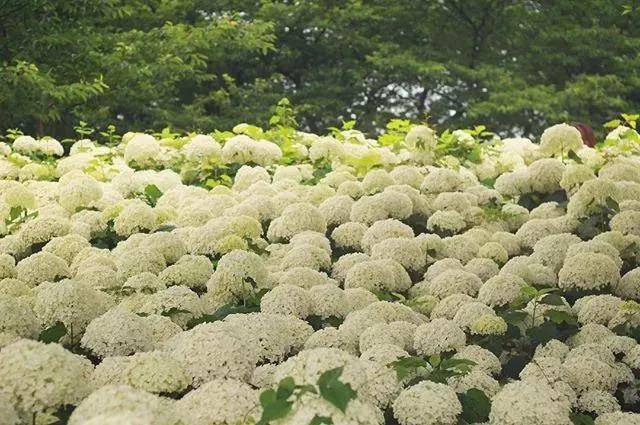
[393,381,461,425]
[0,339,93,415]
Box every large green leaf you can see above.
[39,322,67,343]
[317,367,357,413]
[458,388,491,423]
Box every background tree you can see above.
[1,0,638,138]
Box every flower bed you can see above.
[1,117,640,424]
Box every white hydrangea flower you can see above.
[427,210,466,235]
[414,318,466,356]
[558,253,620,292]
[528,158,565,193]
[540,123,583,157]
[0,295,40,338]
[0,253,16,279]
[176,378,260,425]
[344,259,411,293]
[124,133,161,167]
[68,385,180,425]
[489,380,572,425]
[0,340,93,415]
[578,390,621,416]
[267,202,327,242]
[393,381,461,425]
[34,279,113,342]
[595,412,640,425]
[478,273,526,307]
[158,255,213,290]
[163,322,259,386]
[426,269,482,299]
[81,307,154,357]
[93,351,191,394]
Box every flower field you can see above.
[2,113,640,425]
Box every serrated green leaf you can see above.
[39,321,67,343]
[318,367,357,413]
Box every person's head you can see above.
[572,123,597,147]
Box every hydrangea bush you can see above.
[1,111,640,424]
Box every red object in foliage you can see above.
[573,123,597,147]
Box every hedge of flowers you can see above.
[1,109,640,425]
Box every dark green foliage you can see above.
[458,388,492,424]
[142,184,162,206]
[390,354,476,384]
[38,321,67,343]
[257,371,353,424]
[570,412,596,425]
[317,367,357,413]
[185,288,267,329]
[2,1,639,137]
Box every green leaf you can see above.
[297,384,318,395]
[526,321,559,345]
[570,412,595,425]
[276,377,296,400]
[160,307,191,317]
[567,149,582,164]
[480,177,496,188]
[258,389,293,424]
[52,405,75,424]
[143,184,162,206]
[458,388,491,423]
[307,315,344,331]
[500,310,529,325]
[9,206,23,221]
[604,119,622,129]
[390,356,431,380]
[544,309,578,326]
[373,290,404,302]
[39,321,67,343]
[186,302,261,329]
[317,367,357,413]
[540,294,565,306]
[428,354,442,367]
[605,196,620,213]
[310,416,333,425]
[155,224,176,232]
[502,354,530,378]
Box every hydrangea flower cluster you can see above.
[1,121,640,424]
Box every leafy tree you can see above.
[1,0,639,138]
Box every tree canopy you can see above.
[1,0,639,138]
